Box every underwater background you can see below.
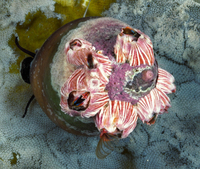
[0,0,200,168]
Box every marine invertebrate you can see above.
[2,0,200,168]
[16,16,175,158]
[58,19,176,158]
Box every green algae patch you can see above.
[8,36,26,74]
[14,84,30,93]
[87,0,117,16]
[54,1,86,24]
[9,10,62,74]
[9,152,20,166]
[16,10,62,51]
[54,0,116,24]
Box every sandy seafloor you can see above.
[0,0,200,168]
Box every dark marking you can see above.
[20,57,33,84]
[135,88,139,92]
[22,95,35,118]
[15,37,36,118]
[15,37,35,58]
[87,53,94,69]
[74,96,85,106]
[15,37,36,84]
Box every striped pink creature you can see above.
[60,26,176,158]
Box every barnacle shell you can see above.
[95,100,138,138]
[114,27,154,66]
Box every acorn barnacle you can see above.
[17,17,176,158]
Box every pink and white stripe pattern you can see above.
[95,68,176,137]
[95,100,138,138]
[60,27,176,142]
[114,27,154,66]
[95,26,175,139]
[60,39,112,118]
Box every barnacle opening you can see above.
[69,39,82,50]
[123,63,158,100]
[100,128,122,141]
[67,91,91,111]
[145,113,158,125]
[87,53,96,69]
[121,27,140,40]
